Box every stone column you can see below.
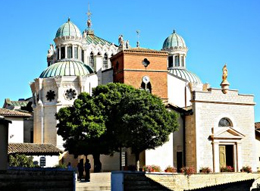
[59,47,61,60]
[65,46,67,59]
[55,76,63,103]
[72,45,74,59]
[179,55,181,67]
[236,142,242,172]
[213,141,220,172]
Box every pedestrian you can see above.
[85,159,91,182]
[67,162,72,170]
[77,159,84,181]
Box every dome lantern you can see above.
[162,30,188,69]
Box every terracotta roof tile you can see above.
[124,47,168,54]
[8,143,62,155]
[0,108,31,117]
[255,122,260,130]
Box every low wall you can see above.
[111,171,260,191]
[0,168,75,191]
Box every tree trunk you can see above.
[93,153,102,172]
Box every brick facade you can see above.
[111,48,168,100]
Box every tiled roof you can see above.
[124,47,167,54]
[5,98,29,107]
[86,32,114,46]
[8,143,62,155]
[0,108,31,117]
[166,103,192,114]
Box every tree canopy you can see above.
[56,83,178,170]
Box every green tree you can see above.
[9,154,35,167]
[56,93,106,172]
[56,83,178,171]
[118,89,179,163]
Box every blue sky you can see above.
[1,0,260,121]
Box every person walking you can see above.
[85,159,91,182]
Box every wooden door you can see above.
[219,145,226,168]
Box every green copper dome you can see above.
[162,30,186,50]
[168,68,202,83]
[55,18,82,38]
[40,60,94,78]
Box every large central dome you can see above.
[40,60,94,78]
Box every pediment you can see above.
[211,127,245,140]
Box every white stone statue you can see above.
[47,44,54,58]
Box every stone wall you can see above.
[0,168,75,191]
[111,171,260,191]
[189,88,257,172]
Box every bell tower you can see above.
[110,47,168,101]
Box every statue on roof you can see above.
[47,44,54,58]
[126,40,129,49]
[87,19,92,28]
[86,3,92,30]
[222,64,228,82]
[220,64,230,94]
[118,35,124,47]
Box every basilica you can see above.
[3,11,258,172]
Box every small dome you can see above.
[40,60,94,78]
[162,30,186,50]
[168,68,202,83]
[55,18,82,38]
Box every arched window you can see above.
[81,50,84,62]
[103,53,108,69]
[218,118,232,127]
[168,56,173,68]
[175,55,179,67]
[61,47,65,59]
[56,48,59,60]
[89,52,94,68]
[67,46,72,58]
[141,82,152,93]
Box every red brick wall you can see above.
[111,49,168,100]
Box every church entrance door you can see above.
[219,145,234,171]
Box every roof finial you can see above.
[68,17,70,22]
[136,30,140,47]
[173,29,176,33]
[86,3,92,29]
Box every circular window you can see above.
[46,90,56,102]
[218,118,232,127]
[65,88,77,100]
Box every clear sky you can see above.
[1,0,260,121]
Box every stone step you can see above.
[76,173,111,191]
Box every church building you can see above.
[29,11,257,172]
